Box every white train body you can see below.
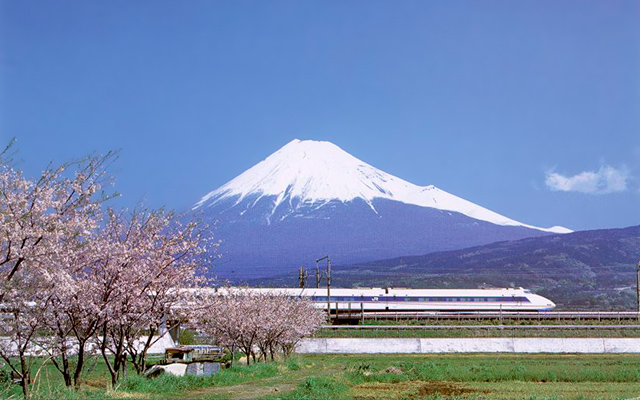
[217,287,555,312]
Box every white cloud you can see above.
[545,165,629,194]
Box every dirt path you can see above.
[177,366,330,400]
[180,377,297,400]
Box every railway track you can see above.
[332,310,640,323]
[319,324,640,330]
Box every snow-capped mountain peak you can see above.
[195,139,571,234]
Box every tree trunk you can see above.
[131,328,155,374]
[50,346,72,387]
[269,343,275,361]
[129,352,140,375]
[100,323,119,388]
[230,344,235,367]
[20,375,29,399]
[121,355,127,379]
[73,339,87,387]
[257,345,266,362]
[19,354,30,399]
[61,351,71,387]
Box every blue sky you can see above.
[1,1,639,231]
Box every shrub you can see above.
[178,329,197,345]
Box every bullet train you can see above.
[216,287,556,312]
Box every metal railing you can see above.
[332,310,640,322]
[318,324,640,330]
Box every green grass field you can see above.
[5,353,640,399]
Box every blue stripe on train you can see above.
[307,296,531,303]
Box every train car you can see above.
[219,287,555,312]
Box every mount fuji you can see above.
[193,139,570,279]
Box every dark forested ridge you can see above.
[251,225,640,310]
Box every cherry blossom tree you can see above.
[0,151,115,295]
[195,288,324,365]
[0,270,52,397]
[193,289,245,365]
[0,143,215,394]
[194,288,261,365]
[91,208,210,386]
[35,242,103,388]
[122,211,210,375]
[0,148,116,397]
[276,295,325,357]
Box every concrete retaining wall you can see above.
[297,338,640,353]
[0,334,174,357]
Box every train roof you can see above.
[207,287,533,296]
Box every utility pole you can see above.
[298,266,307,288]
[327,256,331,320]
[636,261,640,319]
[315,260,320,289]
[316,255,331,320]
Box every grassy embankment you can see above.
[314,318,640,338]
[4,354,640,399]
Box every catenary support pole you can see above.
[636,261,640,320]
[316,255,331,321]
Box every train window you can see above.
[304,294,531,304]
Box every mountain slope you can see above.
[306,225,639,310]
[195,139,569,233]
[193,139,570,279]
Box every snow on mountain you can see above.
[194,139,571,234]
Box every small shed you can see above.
[164,345,225,364]
[165,346,194,363]
[187,345,225,362]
